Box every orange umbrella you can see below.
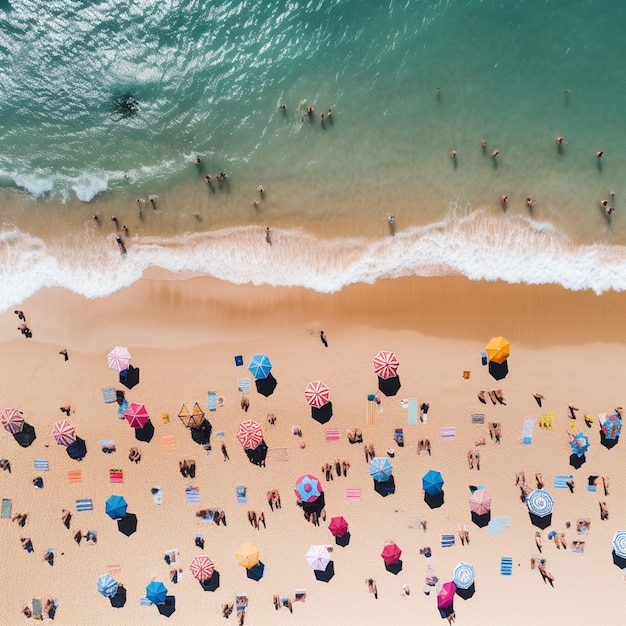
[235,543,259,569]
[485,336,510,364]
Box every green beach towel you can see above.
[32,598,43,619]
[408,399,418,425]
[1,498,11,519]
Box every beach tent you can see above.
[96,574,118,598]
[306,545,331,571]
[422,470,444,496]
[247,354,272,380]
[236,420,264,450]
[124,402,149,429]
[381,542,402,565]
[189,555,215,581]
[485,336,509,364]
[146,581,168,605]
[294,474,323,503]
[452,562,476,589]
[372,351,399,379]
[178,403,205,430]
[369,457,393,482]
[437,581,456,609]
[328,516,349,537]
[105,495,128,520]
[304,380,330,408]
[570,432,590,457]
[108,346,131,372]
[53,420,76,446]
[1,407,24,434]
[235,543,259,569]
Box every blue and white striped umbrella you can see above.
[526,489,554,517]
[247,354,272,380]
[369,457,393,482]
[96,573,119,598]
[452,562,476,589]
[612,530,626,558]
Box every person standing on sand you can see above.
[221,443,229,461]
[366,578,378,599]
[59,348,68,361]
[320,330,328,347]
[265,227,272,245]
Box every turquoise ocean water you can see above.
[1,0,626,310]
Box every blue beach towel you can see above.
[33,458,49,471]
[554,474,574,488]
[101,387,116,403]
[185,487,200,503]
[407,399,418,425]
[441,534,455,548]
[207,391,217,411]
[76,498,93,512]
[500,557,513,575]
[117,400,129,415]
[236,484,247,504]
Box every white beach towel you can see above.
[522,417,535,444]
[237,378,251,393]
[152,486,163,505]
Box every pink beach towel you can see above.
[346,488,362,501]
[325,428,340,442]
[440,427,457,441]
[109,470,124,483]
[162,436,176,450]
[266,447,289,462]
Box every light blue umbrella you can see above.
[452,562,476,589]
[146,580,168,605]
[570,432,589,457]
[248,354,272,380]
[526,489,554,517]
[369,457,393,482]
[105,495,128,520]
[96,573,119,598]
[422,469,444,496]
[612,530,626,558]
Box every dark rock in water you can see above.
[112,92,139,117]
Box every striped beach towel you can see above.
[522,417,535,444]
[554,474,574,489]
[109,469,124,483]
[441,534,455,548]
[325,428,339,442]
[101,386,116,403]
[140,596,152,607]
[441,427,456,441]
[33,458,49,471]
[185,487,200,503]
[237,378,251,393]
[367,400,376,425]
[408,398,418,425]
[107,564,122,577]
[1,498,11,519]
[76,498,93,512]
[346,488,361,501]
[471,414,486,424]
[68,470,82,483]
[162,436,176,450]
[266,447,289,462]
[500,557,513,576]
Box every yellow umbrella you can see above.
[485,336,510,364]
[235,542,259,569]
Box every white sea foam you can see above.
[11,173,55,198]
[1,205,625,313]
[70,173,109,202]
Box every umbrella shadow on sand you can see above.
[109,585,127,608]
[314,561,335,582]
[378,376,401,397]
[471,511,491,528]
[13,422,36,447]
[385,559,403,575]
[374,476,396,497]
[612,551,626,570]
[117,513,138,536]
[246,561,265,581]
[119,365,140,390]
[600,432,619,450]
[488,360,508,380]
[424,491,445,509]
[569,453,586,470]
[311,402,333,424]
[255,374,277,397]
[67,437,87,461]
[456,583,476,600]
[529,512,552,529]
[135,420,155,443]
[200,571,220,592]
[157,596,176,617]
[335,532,351,547]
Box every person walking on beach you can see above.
[221,442,229,461]
[320,330,328,347]
[366,578,378,599]
[14,310,26,321]
[59,348,68,361]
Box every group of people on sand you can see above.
[15,310,32,338]
[195,509,226,525]
[477,389,506,405]
[530,557,556,587]
[22,599,57,620]
[417,438,431,455]
[346,428,363,443]
[363,443,376,462]
[466,449,480,470]
[321,459,350,480]
[247,510,266,529]
[179,459,196,478]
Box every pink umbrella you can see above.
[124,402,149,428]
[372,351,399,380]
[189,555,215,581]
[53,419,76,446]
[328,516,349,537]
[437,581,456,609]
[469,490,492,515]
[236,420,264,450]
[107,346,131,372]
[1,407,24,434]
[304,380,330,408]
[381,542,402,565]
[294,474,323,503]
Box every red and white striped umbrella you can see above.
[304,380,330,408]
[107,346,132,372]
[1,407,24,434]
[53,419,76,446]
[372,351,399,379]
[189,555,215,581]
[124,402,150,428]
[236,420,264,450]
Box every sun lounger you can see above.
[185,486,200,503]
[441,534,455,548]
[237,378,251,393]
[500,557,513,575]
[76,498,93,512]
[440,427,456,441]
[32,598,43,620]
[236,484,247,504]
[68,470,82,483]
[101,386,116,403]
[207,391,217,411]
[1,498,11,519]
[107,564,122,577]
[33,458,49,471]
[522,417,535,444]
[346,488,361,501]
[325,428,339,442]
[266,447,289,462]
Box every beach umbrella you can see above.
[294,474,323,503]
[372,350,399,379]
[236,420,264,450]
[422,469,444,496]
[145,581,168,605]
[306,545,331,571]
[369,457,393,482]
[108,346,131,372]
[105,495,128,520]
[189,555,215,581]
[235,543,259,569]
[328,516,349,537]
[437,581,456,609]
[53,419,76,446]
[526,489,554,517]
[381,542,402,565]
[97,574,119,598]
[178,402,205,430]
[248,354,272,380]
[469,490,492,515]
[570,432,590,457]
[124,402,149,428]
[485,336,509,364]
[304,380,330,408]
[452,562,476,590]
[612,530,626,558]
[1,407,24,434]
[602,413,622,440]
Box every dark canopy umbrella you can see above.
[488,360,508,380]
[157,596,176,617]
[313,561,335,582]
[246,561,265,581]
[255,373,277,397]
[119,365,140,390]
[117,512,138,536]
[109,584,127,608]
[66,436,87,460]
[378,375,401,397]
[13,422,36,447]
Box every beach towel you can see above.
[366,398,376,425]
[107,564,122,577]
[33,458,49,471]
[346,488,361,501]
[140,596,152,607]
[32,598,43,620]
[109,469,124,483]
[215,430,225,437]
[1,498,11,519]
[325,428,340,442]
[488,517,511,534]
[76,498,93,512]
[522,417,535,444]
[554,474,574,489]
[407,398,418,425]
[471,414,486,424]
[440,534,455,548]
[266,447,289,462]
[236,484,247,504]
[207,391,217,411]
[101,386,116,403]
[295,589,307,602]
[185,486,200,503]
[68,470,82,483]
[152,486,163,505]
[99,439,116,451]
[237,378,251,393]
[440,427,456,441]
[117,400,129,415]
[162,436,176,450]
[500,557,513,576]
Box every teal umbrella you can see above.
[248,354,272,380]
[422,470,444,496]
[146,581,168,605]
[105,495,128,520]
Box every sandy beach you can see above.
[1,274,626,625]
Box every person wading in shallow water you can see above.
[320,330,328,347]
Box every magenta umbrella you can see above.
[1,407,24,434]
[124,402,149,428]
[304,380,330,408]
[53,419,76,446]
[328,516,349,537]
[294,474,322,503]
[372,350,399,380]
[437,581,456,609]
[469,490,492,515]
[381,542,402,565]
